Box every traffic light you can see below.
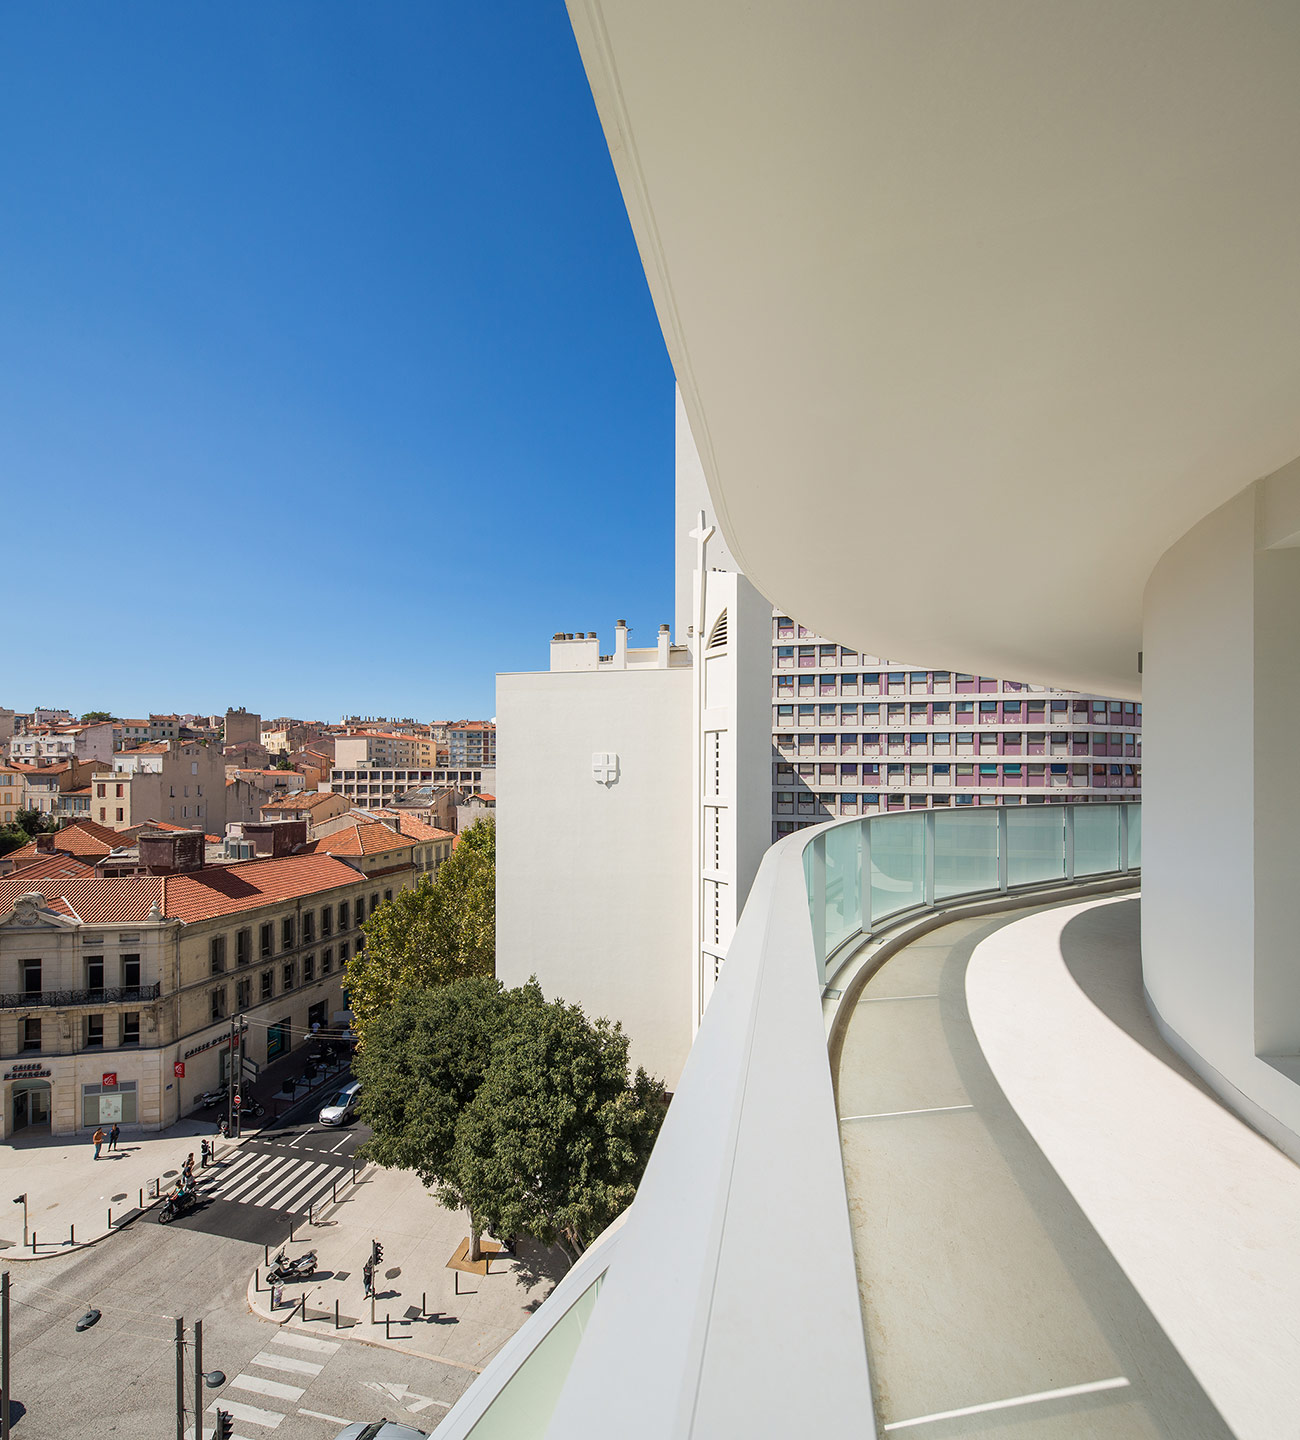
[371,1239,383,1267]
[214,1410,234,1440]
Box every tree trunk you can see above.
[469,1218,483,1264]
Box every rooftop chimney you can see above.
[138,829,205,875]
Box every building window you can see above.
[82,1080,137,1127]
[281,917,295,950]
[115,808,124,822]
[210,935,226,974]
[211,987,227,1021]
[321,947,333,975]
[303,953,316,983]
[86,956,105,993]
[120,1013,140,1046]
[236,929,251,966]
[320,907,332,938]
[339,941,349,964]
[260,969,273,1001]
[22,1018,41,1052]
[260,923,273,958]
[85,1015,104,1048]
[282,962,296,992]
[383,889,393,903]
[122,954,141,987]
[302,911,315,944]
[236,977,251,1010]
[369,893,379,914]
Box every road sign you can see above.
[174,1061,185,1078]
[233,1093,242,1107]
[101,1072,117,1088]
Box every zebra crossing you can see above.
[203,1147,350,1214]
[205,1331,340,1435]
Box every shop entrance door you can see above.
[13,1080,51,1133]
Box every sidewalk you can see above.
[0,1119,233,1259]
[245,1163,566,1372]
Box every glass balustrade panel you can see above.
[1006,806,1066,887]
[1127,804,1141,868]
[870,812,926,924]
[824,820,862,953]
[933,809,999,899]
[1074,803,1121,875]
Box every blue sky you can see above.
[0,3,673,722]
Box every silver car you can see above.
[319,1080,362,1126]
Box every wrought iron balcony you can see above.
[0,982,161,1011]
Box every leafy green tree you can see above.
[346,819,495,1034]
[453,984,667,1262]
[14,810,56,838]
[0,825,30,857]
[80,711,114,723]
[355,976,511,1259]
[273,755,295,770]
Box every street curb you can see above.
[244,1271,485,1372]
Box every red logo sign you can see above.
[101,1072,117,1089]
[173,1061,185,1078]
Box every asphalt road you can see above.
[4,1217,473,1439]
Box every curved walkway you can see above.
[834,896,1233,1439]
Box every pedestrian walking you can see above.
[108,1122,120,1151]
[182,1152,195,1184]
[92,1126,105,1160]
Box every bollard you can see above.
[421,1292,426,1317]
[370,1295,375,1324]
[332,1180,337,1205]
[289,1219,295,1243]
[298,1294,307,1323]
[31,1231,36,1252]
[108,1209,112,1230]
[334,1298,339,1329]
[70,1224,75,1245]
[264,1244,269,1267]
[254,1268,259,1292]
[138,1187,143,1210]
[385,1313,391,1340]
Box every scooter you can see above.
[158,1186,200,1224]
[265,1247,318,1284]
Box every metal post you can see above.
[28,1235,34,1255]
[997,806,1009,892]
[923,808,936,907]
[107,1209,111,1230]
[17,1200,26,1251]
[860,821,873,937]
[174,1317,185,1440]
[384,1313,391,1339]
[227,1015,236,1143]
[2,1270,11,1440]
[332,1180,337,1205]
[1065,803,1076,881]
[192,1319,202,1440]
[421,1292,426,1317]
[370,1296,375,1324]
[69,1225,74,1245]
[139,1188,143,1211]
[334,1298,339,1329]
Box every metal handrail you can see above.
[0,982,162,1010]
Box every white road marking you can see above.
[288,1127,315,1149]
[270,1162,332,1211]
[839,1104,975,1122]
[250,1349,323,1377]
[230,1374,306,1402]
[329,1133,351,1153]
[883,1377,1131,1430]
[407,1396,453,1412]
[206,1398,284,1429]
[271,1332,339,1354]
[223,1157,294,1203]
[297,1410,353,1426]
[365,1379,451,1413]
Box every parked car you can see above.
[319,1080,362,1126]
[332,1422,427,1440]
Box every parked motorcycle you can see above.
[265,1247,318,1284]
[195,1088,228,1109]
[158,1187,200,1224]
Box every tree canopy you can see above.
[355,974,666,1263]
[80,711,114,723]
[345,819,495,1034]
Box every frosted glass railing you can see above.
[805,803,1139,982]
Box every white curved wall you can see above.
[1143,470,1300,1155]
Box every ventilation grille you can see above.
[706,609,729,650]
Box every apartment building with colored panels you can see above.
[771,614,1141,840]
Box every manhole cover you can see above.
[163,1170,178,1178]
[384,1267,401,1280]
[333,1270,350,1282]
[111,1194,128,1202]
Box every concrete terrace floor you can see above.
[834,897,1241,1439]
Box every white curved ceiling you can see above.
[568,0,1300,695]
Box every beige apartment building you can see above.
[94,740,228,832]
[260,790,350,831]
[1,765,22,825]
[0,833,413,1138]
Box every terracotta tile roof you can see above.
[124,820,222,843]
[476,793,496,803]
[118,742,172,754]
[260,792,340,813]
[10,760,70,774]
[368,811,454,842]
[5,819,126,862]
[303,823,414,858]
[0,852,366,925]
[7,853,97,881]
